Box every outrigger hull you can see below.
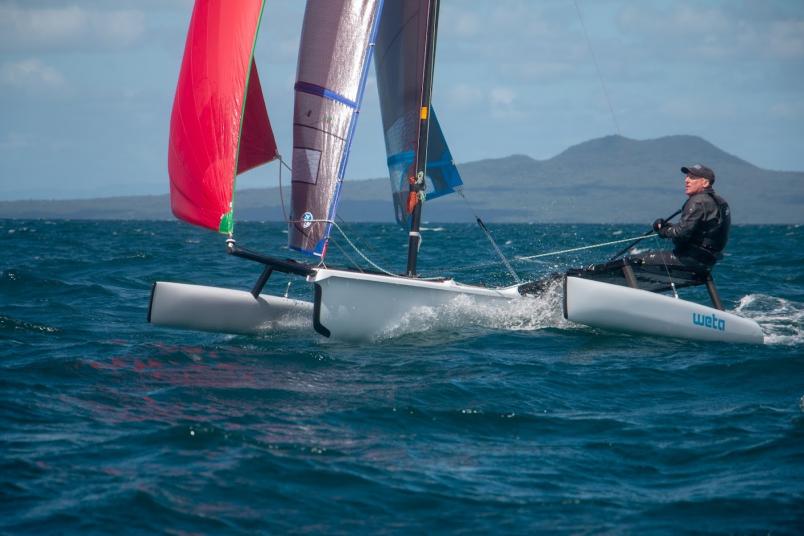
[311,268,522,340]
[563,276,764,344]
[148,281,312,335]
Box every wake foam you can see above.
[734,294,803,346]
[377,278,571,340]
[254,307,313,333]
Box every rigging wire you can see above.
[277,156,292,223]
[328,220,398,276]
[573,0,621,135]
[328,236,364,273]
[443,232,655,275]
[336,214,386,262]
[516,233,654,261]
[287,218,399,277]
[456,190,522,283]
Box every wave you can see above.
[0,314,60,335]
[734,294,803,346]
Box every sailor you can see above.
[633,164,731,272]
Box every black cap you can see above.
[681,164,715,183]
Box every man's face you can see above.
[685,175,709,196]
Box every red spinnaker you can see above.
[168,0,277,234]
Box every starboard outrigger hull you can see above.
[148,281,312,335]
[563,276,764,344]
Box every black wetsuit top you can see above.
[659,188,731,266]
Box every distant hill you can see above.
[2,135,801,224]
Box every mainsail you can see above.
[168,0,277,234]
[289,0,384,257]
[374,0,463,227]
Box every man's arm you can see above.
[660,200,704,240]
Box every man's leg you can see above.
[627,250,687,269]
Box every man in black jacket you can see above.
[633,164,730,272]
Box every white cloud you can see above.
[490,87,516,107]
[1,58,65,90]
[446,84,484,107]
[489,86,518,119]
[616,2,804,61]
[0,4,145,51]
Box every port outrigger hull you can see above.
[148,281,312,335]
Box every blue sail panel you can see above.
[385,108,463,226]
[423,109,463,200]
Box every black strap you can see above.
[706,192,728,225]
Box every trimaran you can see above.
[148,0,763,344]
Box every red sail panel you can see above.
[238,61,278,175]
[168,0,274,233]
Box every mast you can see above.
[405,0,440,277]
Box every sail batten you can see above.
[168,0,277,234]
[294,82,359,109]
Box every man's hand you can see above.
[652,218,666,232]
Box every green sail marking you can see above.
[219,210,234,234]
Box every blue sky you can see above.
[1,0,802,200]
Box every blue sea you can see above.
[1,219,802,534]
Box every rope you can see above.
[573,0,621,135]
[517,233,656,261]
[650,234,679,298]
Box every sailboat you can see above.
[285,0,764,343]
[149,0,764,344]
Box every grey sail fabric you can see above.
[374,0,463,227]
[289,0,382,257]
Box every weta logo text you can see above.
[692,312,726,331]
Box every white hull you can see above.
[311,268,522,340]
[148,281,312,334]
[564,276,764,344]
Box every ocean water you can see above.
[1,219,802,534]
